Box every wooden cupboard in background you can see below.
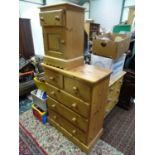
[105,71,126,117]
[84,22,100,41]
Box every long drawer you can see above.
[48,110,87,144]
[46,82,90,118]
[47,96,89,132]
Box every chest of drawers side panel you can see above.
[87,77,110,144]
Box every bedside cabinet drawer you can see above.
[47,97,88,132]
[64,77,91,102]
[46,83,90,118]
[40,9,65,26]
[48,111,87,144]
[44,68,63,88]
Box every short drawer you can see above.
[44,68,63,88]
[106,99,118,112]
[107,89,120,106]
[40,9,65,26]
[108,85,115,97]
[115,77,124,88]
[108,76,123,96]
[108,86,120,101]
[48,111,87,144]
[47,96,88,132]
[64,76,91,102]
[110,78,123,91]
[46,83,90,118]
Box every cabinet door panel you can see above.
[43,27,66,58]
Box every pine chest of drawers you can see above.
[42,63,111,153]
[105,71,126,116]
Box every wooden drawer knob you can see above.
[72,130,76,134]
[55,16,60,20]
[49,76,55,80]
[72,86,78,91]
[50,91,55,95]
[40,17,44,21]
[53,115,57,119]
[72,117,76,122]
[51,104,56,108]
[60,40,65,44]
[107,99,111,102]
[71,103,77,108]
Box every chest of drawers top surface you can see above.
[109,71,126,86]
[42,63,111,84]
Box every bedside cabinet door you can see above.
[43,27,66,58]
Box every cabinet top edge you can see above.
[39,2,85,11]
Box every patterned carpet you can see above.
[19,123,48,155]
[19,97,134,155]
[19,97,32,115]
[19,110,124,155]
[102,105,135,155]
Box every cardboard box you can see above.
[92,33,130,59]
[91,53,126,78]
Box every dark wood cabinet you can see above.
[19,18,35,59]
[118,69,135,110]
[84,22,100,40]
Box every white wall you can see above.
[90,0,123,31]
[82,2,90,19]
[125,0,135,7]
[19,1,44,55]
[46,0,78,4]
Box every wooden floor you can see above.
[102,105,135,155]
